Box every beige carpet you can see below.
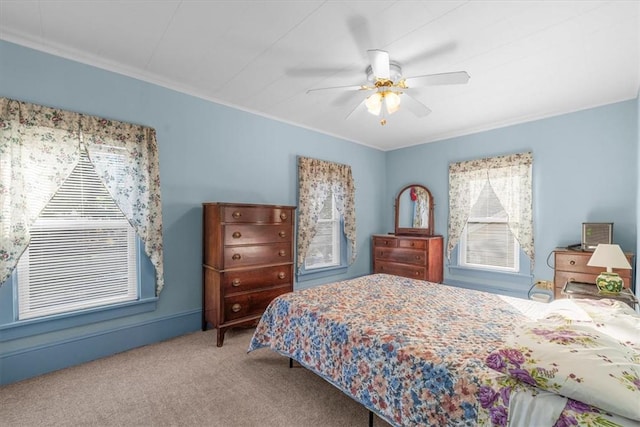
[0,327,391,427]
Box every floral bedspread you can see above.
[247,273,542,426]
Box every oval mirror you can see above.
[395,184,434,236]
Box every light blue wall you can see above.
[0,39,638,384]
[386,100,638,296]
[0,40,386,384]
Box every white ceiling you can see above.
[1,1,638,151]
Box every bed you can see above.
[247,274,640,426]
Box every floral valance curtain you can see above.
[447,152,533,266]
[297,156,356,272]
[0,97,165,294]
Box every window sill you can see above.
[297,265,348,282]
[448,265,531,280]
[0,297,158,342]
[446,264,534,297]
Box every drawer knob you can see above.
[415,256,421,260]
[415,271,419,276]
[278,250,286,257]
[278,272,286,279]
[232,254,241,260]
[232,278,241,287]
[280,212,288,220]
[231,303,241,313]
[232,211,241,219]
[569,260,576,265]
[232,231,242,239]
[384,241,389,245]
[410,242,415,247]
[279,231,286,238]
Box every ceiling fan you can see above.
[307,49,470,126]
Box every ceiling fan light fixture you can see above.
[366,91,401,116]
[365,92,383,115]
[385,91,401,114]
[308,48,469,125]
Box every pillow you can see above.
[541,299,640,350]
[540,298,594,323]
[486,319,640,421]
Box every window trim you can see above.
[0,239,157,342]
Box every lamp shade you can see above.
[587,244,631,271]
[384,91,401,114]
[365,92,382,115]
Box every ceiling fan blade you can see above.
[332,90,364,107]
[347,15,374,57]
[401,93,432,118]
[307,84,370,94]
[285,66,360,78]
[345,97,367,120]
[404,71,470,87]
[367,49,390,79]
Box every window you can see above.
[296,156,356,280]
[16,150,138,320]
[458,182,519,272]
[304,192,341,270]
[448,152,533,273]
[0,96,164,333]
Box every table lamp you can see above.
[586,244,631,293]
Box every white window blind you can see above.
[459,182,518,271]
[17,150,138,320]
[304,193,340,270]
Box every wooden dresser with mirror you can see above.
[372,184,443,283]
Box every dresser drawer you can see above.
[555,251,632,277]
[373,236,398,248]
[374,260,425,280]
[224,242,292,268]
[398,239,426,249]
[223,285,291,321]
[223,206,292,224]
[224,224,292,246]
[222,265,292,294]
[374,247,427,266]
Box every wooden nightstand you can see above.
[562,281,638,309]
[553,248,634,299]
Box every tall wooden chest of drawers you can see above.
[372,234,443,283]
[202,203,296,346]
[553,248,634,299]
